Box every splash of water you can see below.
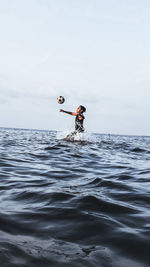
[56,129,92,142]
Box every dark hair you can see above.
[80,105,86,113]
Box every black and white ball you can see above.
[57,96,65,104]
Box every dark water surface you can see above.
[0,128,150,267]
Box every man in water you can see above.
[60,105,86,137]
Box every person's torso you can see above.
[75,114,85,132]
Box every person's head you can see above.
[77,105,86,113]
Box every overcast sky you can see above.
[0,0,150,135]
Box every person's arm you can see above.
[60,109,77,116]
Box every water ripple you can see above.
[0,128,150,266]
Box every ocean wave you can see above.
[0,128,150,266]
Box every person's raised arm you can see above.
[60,109,77,116]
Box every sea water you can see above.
[0,128,150,267]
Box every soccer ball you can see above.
[57,96,65,104]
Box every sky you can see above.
[0,0,150,135]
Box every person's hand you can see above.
[60,109,64,112]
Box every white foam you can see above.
[56,129,72,140]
